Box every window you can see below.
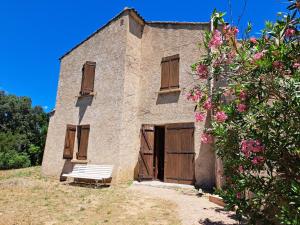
[80,61,96,95]
[160,54,180,90]
[76,125,90,160]
[63,125,76,159]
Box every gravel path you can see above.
[130,184,239,225]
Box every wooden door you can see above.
[138,125,155,181]
[164,123,195,184]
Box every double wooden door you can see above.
[138,123,195,185]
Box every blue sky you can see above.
[0,0,289,112]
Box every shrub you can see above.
[188,1,300,224]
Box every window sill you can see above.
[71,159,88,164]
[157,88,181,94]
[76,92,96,98]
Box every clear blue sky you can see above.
[0,0,288,112]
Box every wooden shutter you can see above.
[138,125,155,180]
[169,57,179,88]
[63,125,76,159]
[160,54,179,90]
[161,60,170,90]
[164,123,195,185]
[77,125,90,160]
[80,61,96,95]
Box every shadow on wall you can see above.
[59,160,74,181]
[195,110,215,190]
[76,96,93,124]
[156,92,180,105]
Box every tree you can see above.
[0,91,49,169]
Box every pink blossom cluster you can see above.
[201,133,213,144]
[237,103,247,112]
[273,61,284,70]
[223,25,239,40]
[208,30,223,49]
[196,64,209,79]
[186,89,202,102]
[241,139,264,158]
[253,52,264,61]
[195,112,205,122]
[239,90,247,100]
[203,98,212,110]
[251,156,265,165]
[249,37,258,44]
[285,28,296,38]
[293,62,300,69]
[214,111,228,123]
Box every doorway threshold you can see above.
[133,180,195,190]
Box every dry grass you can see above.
[0,167,180,225]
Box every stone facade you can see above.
[42,8,216,188]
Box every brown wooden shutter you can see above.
[63,125,76,159]
[160,54,179,90]
[80,61,96,95]
[164,123,195,185]
[161,60,170,90]
[138,125,155,180]
[77,125,90,160]
[169,56,179,88]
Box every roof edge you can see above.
[147,21,210,25]
[59,8,210,61]
[59,8,144,60]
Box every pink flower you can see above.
[237,103,247,113]
[209,30,223,49]
[203,98,212,110]
[236,192,242,199]
[215,111,228,123]
[238,165,244,173]
[232,27,239,35]
[195,112,205,122]
[273,61,284,70]
[253,52,264,61]
[251,156,265,165]
[250,37,258,44]
[186,89,203,102]
[197,64,209,79]
[241,139,264,158]
[293,62,300,69]
[285,28,296,38]
[201,133,213,144]
[239,90,247,101]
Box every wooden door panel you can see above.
[138,125,155,180]
[164,123,195,185]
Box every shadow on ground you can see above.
[198,218,236,225]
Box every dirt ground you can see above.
[0,167,237,225]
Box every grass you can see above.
[0,167,180,225]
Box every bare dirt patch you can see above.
[130,184,239,225]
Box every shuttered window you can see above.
[161,54,179,90]
[77,125,90,160]
[63,125,76,159]
[80,61,96,95]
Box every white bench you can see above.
[62,164,113,186]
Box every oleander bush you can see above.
[188,1,300,224]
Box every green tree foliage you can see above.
[0,91,49,169]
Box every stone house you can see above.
[41,8,216,188]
